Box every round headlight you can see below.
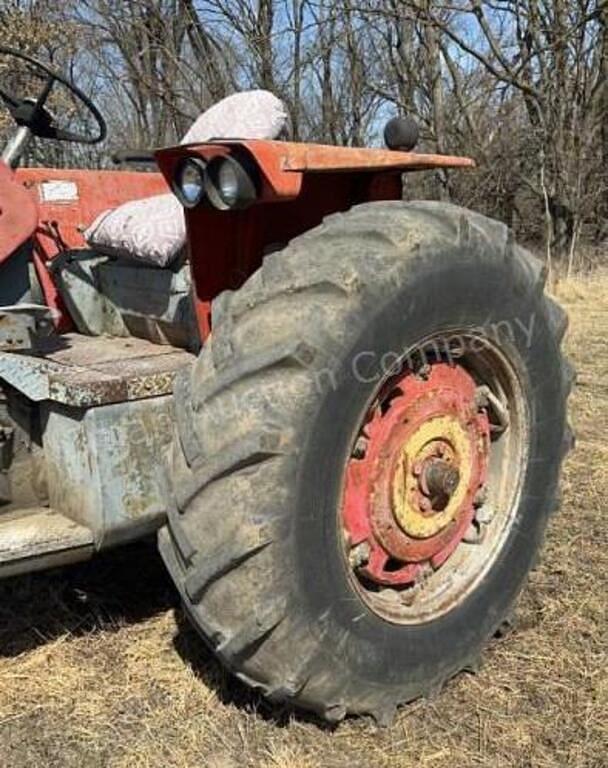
[204,155,259,211]
[217,161,241,208]
[173,157,206,208]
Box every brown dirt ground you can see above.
[0,276,606,768]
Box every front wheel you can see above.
[159,201,573,723]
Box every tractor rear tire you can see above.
[158,201,573,723]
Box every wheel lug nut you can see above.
[352,437,367,459]
[348,541,370,568]
[474,486,488,506]
[463,521,486,544]
[476,504,495,525]
[474,385,490,409]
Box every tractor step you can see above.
[0,507,94,579]
[0,332,193,408]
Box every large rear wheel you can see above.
[159,201,573,723]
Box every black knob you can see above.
[384,116,419,152]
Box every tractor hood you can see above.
[155,140,475,205]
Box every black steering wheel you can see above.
[0,46,106,144]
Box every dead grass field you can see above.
[0,276,606,768]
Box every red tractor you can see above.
[0,47,573,723]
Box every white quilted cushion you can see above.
[84,193,185,268]
[85,90,289,267]
[181,90,289,145]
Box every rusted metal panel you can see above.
[0,333,193,407]
[50,251,128,337]
[43,395,175,548]
[0,333,184,560]
[0,507,94,579]
[52,254,197,347]
[95,260,198,349]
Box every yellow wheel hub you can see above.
[392,415,473,539]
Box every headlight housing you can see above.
[204,154,259,211]
[172,157,207,208]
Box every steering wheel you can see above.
[0,46,106,144]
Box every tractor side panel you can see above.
[42,396,175,549]
[14,168,168,330]
[15,168,168,254]
[0,162,38,265]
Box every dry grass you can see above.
[1,276,607,768]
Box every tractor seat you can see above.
[83,91,289,268]
[53,91,288,349]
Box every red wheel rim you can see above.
[342,362,490,587]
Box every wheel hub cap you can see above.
[392,415,471,538]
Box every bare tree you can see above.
[2,0,606,268]
[417,0,606,268]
